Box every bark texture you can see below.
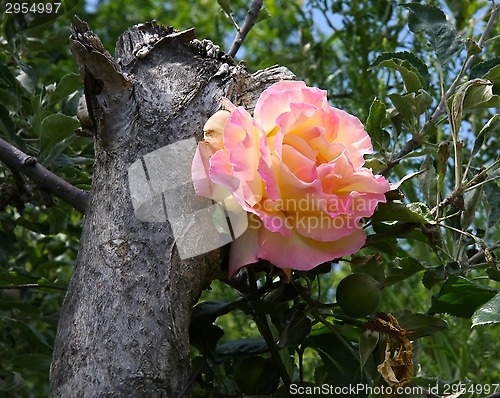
[49,18,294,397]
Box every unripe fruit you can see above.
[336,273,381,317]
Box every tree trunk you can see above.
[49,18,294,397]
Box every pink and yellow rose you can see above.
[192,80,390,277]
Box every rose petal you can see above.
[228,215,260,277]
[333,108,373,168]
[281,144,317,183]
[203,110,229,151]
[257,225,366,270]
[192,143,216,199]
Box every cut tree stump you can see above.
[49,17,294,397]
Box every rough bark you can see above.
[49,17,294,397]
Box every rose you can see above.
[192,80,390,277]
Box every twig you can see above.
[0,283,67,291]
[0,138,89,214]
[469,239,500,264]
[228,0,263,58]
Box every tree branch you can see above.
[228,0,263,58]
[469,239,500,265]
[0,138,89,214]
[0,283,67,291]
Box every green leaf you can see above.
[191,300,230,325]
[0,371,24,391]
[451,79,500,135]
[39,113,80,163]
[470,58,500,93]
[462,80,500,110]
[471,114,499,158]
[384,257,426,285]
[0,104,16,140]
[403,3,464,66]
[471,57,500,79]
[389,91,433,121]
[472,293,500,327]
[388,93,416,120]
[370,54,425,92]
[216,0,231,15]
[307,330,363,387]
[190,323,224,359]
[428,276,496,318]
[256,7,271,24]
[486,268,500,282]
[0,61,25,96]
[419,156,438,209]
[277,314,311,348]
[365,98,390,151]
[49,73,82,106]
[371,201,434,224]
[216,338,268,356]
[484,179,500,229]
[465,37,481,57]
[370,51,430,88]
[47,207,69,235]
[422,266,446,289]
[461,184,482,230]
[359,329,379,372]
[407,202,436,224]
[395,310,447,339]
[234,356,279,395]
[11,354,51,374]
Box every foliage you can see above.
[0,0,499,397]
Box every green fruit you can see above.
[336,273,381,317]
[233,356,280,395]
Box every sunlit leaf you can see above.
[256,7,271,24]
[471,114,499,158]
[370,51,430,88]
[49,73,82,107]
[365,98,390,151]
[451,79,500,136]
[419,156,438,209]
[403,3,464,66]
[371,201,434,224]
[484,179,500,229]
[216,0,231,15]
[370,54,431,93]
[39,113,80,163]
[472,293,500,327]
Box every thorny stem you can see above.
[379,4,500,176]
[228,0,263,58]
